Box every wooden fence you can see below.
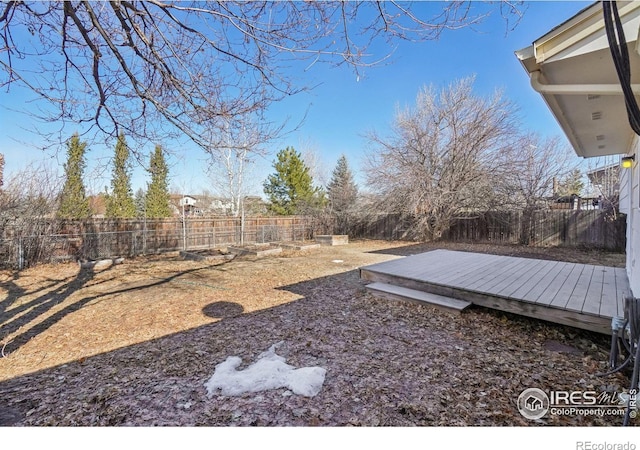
[0,210,626,268]
[341,210,626,251]
[441,210,626,250]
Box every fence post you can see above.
[241,209,245,246]
[17,237,24,270]
[182,215,187,251]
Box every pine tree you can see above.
[557,168,585,197]
[106,133,136,218]
[327,155,358,213]
[263,147,324,215]
[134,188,146,218]
[57,133,91,219]
[145,145,171,218]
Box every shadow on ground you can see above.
[0,260,235,356]
[0,256,620,427]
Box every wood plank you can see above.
[548,264,585,309]
[430,253,504,285]
[474,257,543,294]
[360,269,457,298]
[464,256,534,291]
[365,282,472,312]
[365,250,464,279]
[487,258,547,296]
[522,261,573,304]
[498,259,558,299]
[581,266,605,316]
[360,251,630,335]
[419,254,487,282]
[440,254,512,288]
[457,287,611,334]
[599,266,620,318]
[364,250,489,285]
[564,265,595,313]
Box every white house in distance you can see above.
[516,1,640,297]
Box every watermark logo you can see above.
[517,388,637,420]
[517,387,550,420]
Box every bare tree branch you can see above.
[0,1,524,159]
[364,77,519,240]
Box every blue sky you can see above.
[0,1,604,197]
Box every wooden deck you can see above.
[360,250,630,334]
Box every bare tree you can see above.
[0,161,62,267]
[586,155,621,217]
[297,139,329,189]
[495,134,576,211]
[0,153,4,189]
[0,161,61,220]
[207,114,270,217]
[491,134,577,244]
[364,77,518,240]
[0,1,524,157]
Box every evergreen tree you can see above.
[327,154,358,212]
[106,133,136,218]
[557,168,585,197]
[263,147,324,215]
[57,133,91,219]
[145,145,171,218]
[134,188,146,218]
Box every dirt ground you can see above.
[0,240,634,426]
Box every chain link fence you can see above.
[0,216,317,269]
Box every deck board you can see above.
[360,249,628,335]
[495,259,552,298]
[528,262,576,305]
[581,267,605,316]
[564,265,595,313]
[548,264,585,309]
[446,255,513,288]
[599,268,619,318]
[471,257,540,293]
[433,254,503,285]
[464,256,530,291]
[510,260,561,301]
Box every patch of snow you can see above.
[204,342,327,398]
[331,260,343,263]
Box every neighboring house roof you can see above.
[587,163,620,198]
[178,196,197,207]
[516,1,640,158]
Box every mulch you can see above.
[0,240,633,426]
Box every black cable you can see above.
[620,334,631,356]
[603,1,640,135]
[604,1,639,130]
[610,328,620,368]
[597,352,633,377]
[623,340,640,426]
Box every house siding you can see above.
[620,162,630,214]
[625,136,640,298]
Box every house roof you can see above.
[587,162,619,176]
[516,1,640,158]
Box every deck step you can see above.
[365,282,472,313]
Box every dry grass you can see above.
[0,240,633,426]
